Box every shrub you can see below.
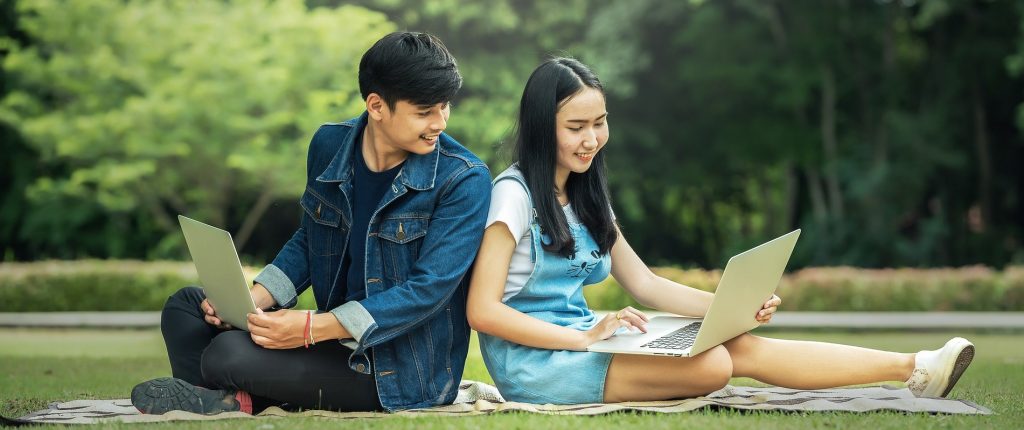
[583,265,1024,312]
[1,260,1021,312]
[0,260,316,312]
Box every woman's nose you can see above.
[582,129,598,149]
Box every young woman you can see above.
[467,57,975,405]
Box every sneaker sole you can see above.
[940,342,974,398]
[131,377,236,415]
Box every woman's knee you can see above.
[721,333,767,377]
[723,332,762,356]
[690,345,732,395]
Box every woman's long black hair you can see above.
[513,57,618,257]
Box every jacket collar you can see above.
[316,112,439,191]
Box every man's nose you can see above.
[431,111,447,131]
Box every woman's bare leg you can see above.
[603,345,733,402]
[723,333,915,389]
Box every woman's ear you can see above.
[366,93,387,121]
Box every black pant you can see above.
[160,286,382,412]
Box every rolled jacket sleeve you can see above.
[253,226,312,309]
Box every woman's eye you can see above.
[595,122,605,127]
[568,127,582,132]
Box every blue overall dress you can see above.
[478,170,614,404]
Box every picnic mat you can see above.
[6,381,991,425]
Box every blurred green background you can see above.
[2,0,1022,270]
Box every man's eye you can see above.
[419,111,431,117]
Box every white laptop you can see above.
[178,215,258,331]
[588,229,800,357]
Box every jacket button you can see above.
[356,363,366,373]
[315,204,322,219]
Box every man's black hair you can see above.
[358,32,462,110]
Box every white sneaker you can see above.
[905,337,975,398]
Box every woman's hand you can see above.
[756,294,782,324]
[247,309,308,349]
[584,306,650,347]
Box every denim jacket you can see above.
[253,113,491,411]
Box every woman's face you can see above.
[554,86,608,176]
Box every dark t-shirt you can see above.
[330,140,403,308]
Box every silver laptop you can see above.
[178,215,258,331]
[588,229,800,357]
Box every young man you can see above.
[131,32,491,414]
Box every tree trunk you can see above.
[783,163,798,231]
[234,187,276,252]
[145,198,176,233]
[820,64,844,220]
[972,84,992,231]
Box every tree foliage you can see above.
[596,0,1024,268]
[1,0,1021,269]
[1,0,392,258]
[348,0,1023,268]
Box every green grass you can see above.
[2,328,1021,429]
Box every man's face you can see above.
[373,99,450,155]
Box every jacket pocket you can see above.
[377,216,427,282]
[301,189,343,256]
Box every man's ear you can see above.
[366,93,388,121]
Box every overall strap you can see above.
[492,167,539,226]
[493,167,542,262]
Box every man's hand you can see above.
[756,294,782,324]
[247,309,307,349]
[200,299,232,329]
[200,282,277,330]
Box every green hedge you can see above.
[0,261,1021,312]
[0,260,316,312]
[583,265,1024,312]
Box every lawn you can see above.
[1,328,1021,429]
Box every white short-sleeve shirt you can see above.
[485,175,582,302]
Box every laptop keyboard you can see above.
[640,322,702,350]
